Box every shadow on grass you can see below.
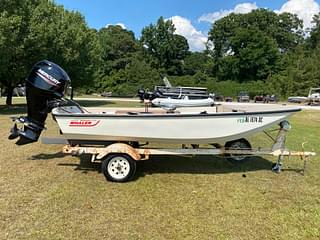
[278,167,305,175]
[58,154,101,174]
[57,154,278,179]
[135,155,274,176]
[30,152,101,174]
[136,156,309,178]
[0,104,27,115]
[29,151,66,160]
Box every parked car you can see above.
[225,96,233,102]
[307,88,320,105]
[268,95,278,103]
[1,85,26,97]
[254,95,265,103]
[254,94,277,103]
[213,94,224,102]
[101,91,112,97]
[237,91,250,102]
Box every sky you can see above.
[54,0,320,51]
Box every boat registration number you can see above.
[237,116,263,124]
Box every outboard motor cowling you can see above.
[137,88,162,102]
[9,60,70,145]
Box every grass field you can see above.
[0,97,319,240]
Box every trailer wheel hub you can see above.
[107,156,130,180]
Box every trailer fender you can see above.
[96,143,141,161]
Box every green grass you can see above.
[0,97,319,240]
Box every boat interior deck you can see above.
[79,103,297,116]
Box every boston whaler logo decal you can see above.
[237,116,263,124]
[69,120,100,127]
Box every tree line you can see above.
[1,0,320,105]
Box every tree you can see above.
[266,14,320,98]
[307,14,320,49]
[94,25,144,94]
[25,1,99,89]
[0,0,42,105]
[141,16,189,75]
[98,25,138,75]
[208,9,303,81]
[98,54,160,96]
[0,0,98,105]
[183,52,214,76]
[218,28,280,81]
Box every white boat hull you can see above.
[52,106,300,144]
[288,96,308,103]
[151,97,214,108]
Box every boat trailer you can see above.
[43,121,316,182]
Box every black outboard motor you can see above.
[137,88,162,102]
[137,88,146,102]
[9,60,70,145]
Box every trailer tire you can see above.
[224,138,252,164]
[101,154,136,182]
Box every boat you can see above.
[50,104,300,145]
[154,85,209,99]
[8,60,301,146]
[288,96,308,103]
[154,76,209,99]
[151,95,214,108]
[138,76,210,101]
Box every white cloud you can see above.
[105,23,126,29]
[169,16,207,52]
[198,0,320,30]
[198,3,258,23]
[276,0,320,30]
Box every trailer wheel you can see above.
[101,154,136,182]
[224,138,252,164]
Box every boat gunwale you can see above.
[52,107,301,118]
